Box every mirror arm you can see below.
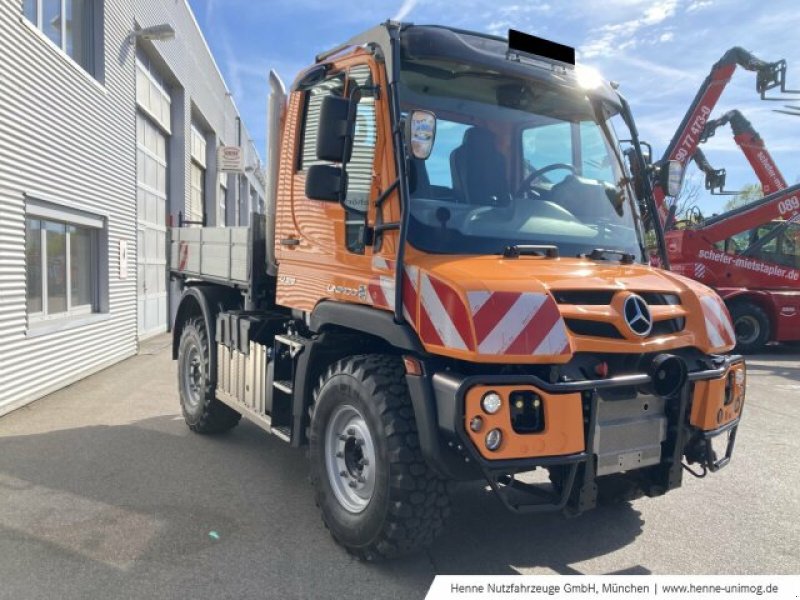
[375,179,400,209]
[369,179,401,248]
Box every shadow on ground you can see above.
[0,415,646,595]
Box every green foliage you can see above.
[725,183,763,211]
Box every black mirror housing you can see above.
[317,95,354,163]
[305,165,346,202]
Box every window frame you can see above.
[297,64,380,255]
[25,213,101,323]
[23,0,97,75]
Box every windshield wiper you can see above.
[503,245,559,258]
[582,248,635,264]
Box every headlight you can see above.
[481,391,502,415]
[735,368,745,386]
[469,416,484,432]
[485,429,503,451]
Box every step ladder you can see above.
[265,334,306,442]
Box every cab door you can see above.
[275,60,384,312]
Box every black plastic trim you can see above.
[310,301,425,353]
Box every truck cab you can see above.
[169,22,746,560]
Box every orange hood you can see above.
[389,252,736,363]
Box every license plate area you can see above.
[592,392,667,476]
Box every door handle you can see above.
[280,238,300,247]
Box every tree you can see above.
[725,183,763,211]
[670,173,702,222]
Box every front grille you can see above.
[566,317,685,339]
[556,290,684,340]
[639,292,681,306]
[553,290,614,305]
[553,290,681,306]
[651,318,686,335]
[565,319,624,339]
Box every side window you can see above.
[299,75,346,171]
[299,67,375,255]
[343,64,377,254]
[345,65,376,214]
[425,120,470,188]
[580,121,614,182]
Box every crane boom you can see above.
[654,48,792,226]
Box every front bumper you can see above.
[429,355,745,514]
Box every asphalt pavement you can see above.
[0,336,798,599]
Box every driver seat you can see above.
[450,127,510,206]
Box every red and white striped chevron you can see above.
[467,290,570,356]
[417,273,475,351]
[370,266,571,357]
[367,259,417,325]
[699,294,736,349]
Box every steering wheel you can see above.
[517,163,576,195]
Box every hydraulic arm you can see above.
[696,110,786,196]
[654,47,796,226]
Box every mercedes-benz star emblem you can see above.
[623,294,653,337]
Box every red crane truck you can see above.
[667,110,800,352]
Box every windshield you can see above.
[399,54,650,262]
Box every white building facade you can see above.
[0,0,264,413]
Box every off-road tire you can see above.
[730,302,770,354]
[177,317,241,433]
[307,354,450,560]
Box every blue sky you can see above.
[187,0,800,215]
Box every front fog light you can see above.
[485,428,503,451]
[481,392,502,415]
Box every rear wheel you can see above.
[308,354,450,560]
[177,317,241,433]
[730,302,770,354]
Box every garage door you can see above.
[136,52,171,339]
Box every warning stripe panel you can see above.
[700,295,735,348]
[418,274,472,351]
[468,290,570,357]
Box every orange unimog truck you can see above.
[169,23,747,559]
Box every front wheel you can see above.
[308,355,450,560]
[730,302,770,354]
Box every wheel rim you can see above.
[324,404,377,514]
[182,344,204,410]
[734,315,760,345]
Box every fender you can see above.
[309,301,425,354]
[171,284,242,363]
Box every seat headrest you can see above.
[462,127,496,148]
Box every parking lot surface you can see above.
[1,336,798,599]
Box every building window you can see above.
[25,214,101,321]
[188,124,207,225]
[218,172,228,226]
[23,0,98,75]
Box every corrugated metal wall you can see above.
[0,0,264,414]
[0,0,137,413]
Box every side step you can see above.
[215,325,306,444]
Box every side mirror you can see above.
[316,95,355,163]
[305,165,346,202]
[405,110,437,160]
[660,159,685,197]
